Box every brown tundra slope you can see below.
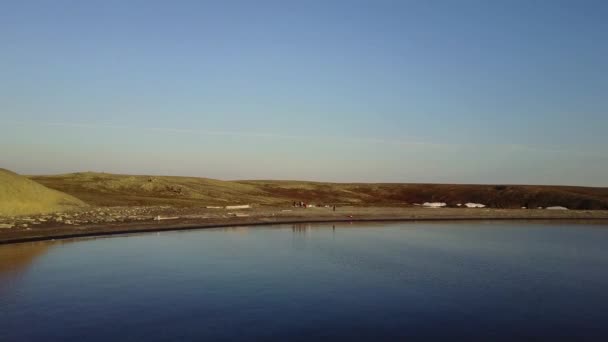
[28,172,608,210]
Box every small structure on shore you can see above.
[423,202,447,208]
[154,216,179,221]
[465,203,486,208]
[225,205,251,210]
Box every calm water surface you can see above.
[2,221,608,341]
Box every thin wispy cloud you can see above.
[7,120,441,146]
[9,121,608,160]
[6,120,607,158]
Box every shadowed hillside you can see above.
[29,172,608,210]
[0,169,87,216]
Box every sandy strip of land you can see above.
[1,206,608,245]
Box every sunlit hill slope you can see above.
[28,172,608,210]
[0,169,87,216]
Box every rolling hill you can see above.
[0,169,87,216]
[28,172,608,210]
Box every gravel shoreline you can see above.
[2,206,608,245]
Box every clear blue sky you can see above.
[1,0,607,185]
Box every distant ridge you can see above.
[0,169,87,216]
[28,171,608,210]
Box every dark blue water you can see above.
[2,221,608,341]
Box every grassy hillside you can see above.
[29,172,273,207]
[29,172,608,210]
[0,169,87,216]
[240,181,608,209]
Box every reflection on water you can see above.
[0,242,54,296]
[291,223,319,236]
[223,226,250,235]
[0,243,50,278]
[2,221,608,341]
[291,223,338,234]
